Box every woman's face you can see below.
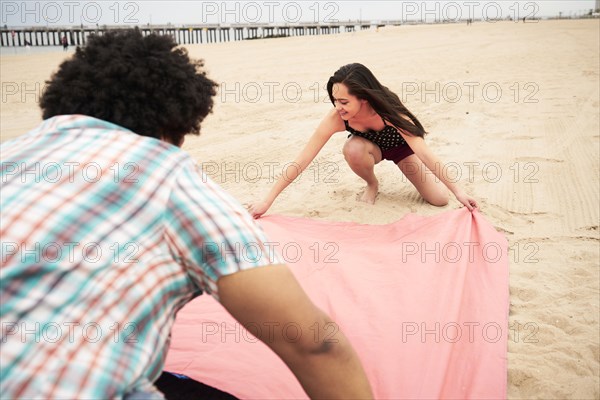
[332,83,366,120]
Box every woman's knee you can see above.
[424,190,449,207]
[343,139,368,164]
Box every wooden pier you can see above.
[0,21,398,47]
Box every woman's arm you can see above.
[249,109,344,218]
[401,132,478,210]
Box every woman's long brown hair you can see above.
[327,63,426,138]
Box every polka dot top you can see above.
[344,120,408,151]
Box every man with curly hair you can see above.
[0,29,373,399]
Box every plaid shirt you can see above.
[0,115,278,399]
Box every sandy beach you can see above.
[1,19,598,399]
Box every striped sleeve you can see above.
[163,160,280,299]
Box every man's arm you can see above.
[217,264,374,399]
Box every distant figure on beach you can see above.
[61,34,68,51]
[1,30,373,399]
[249,63,477,218]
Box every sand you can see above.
[1,19,598,399]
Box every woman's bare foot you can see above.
[359,182,379,204]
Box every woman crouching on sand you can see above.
[249,63,477,218]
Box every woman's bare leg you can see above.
[343,136,382,204]
[398,154,449,206]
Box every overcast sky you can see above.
[2,1,598,27]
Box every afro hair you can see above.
[40,28,218,145]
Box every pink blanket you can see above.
[164,209,508,399]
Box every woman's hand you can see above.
[454,191,478,211]
[248,200,272,219]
